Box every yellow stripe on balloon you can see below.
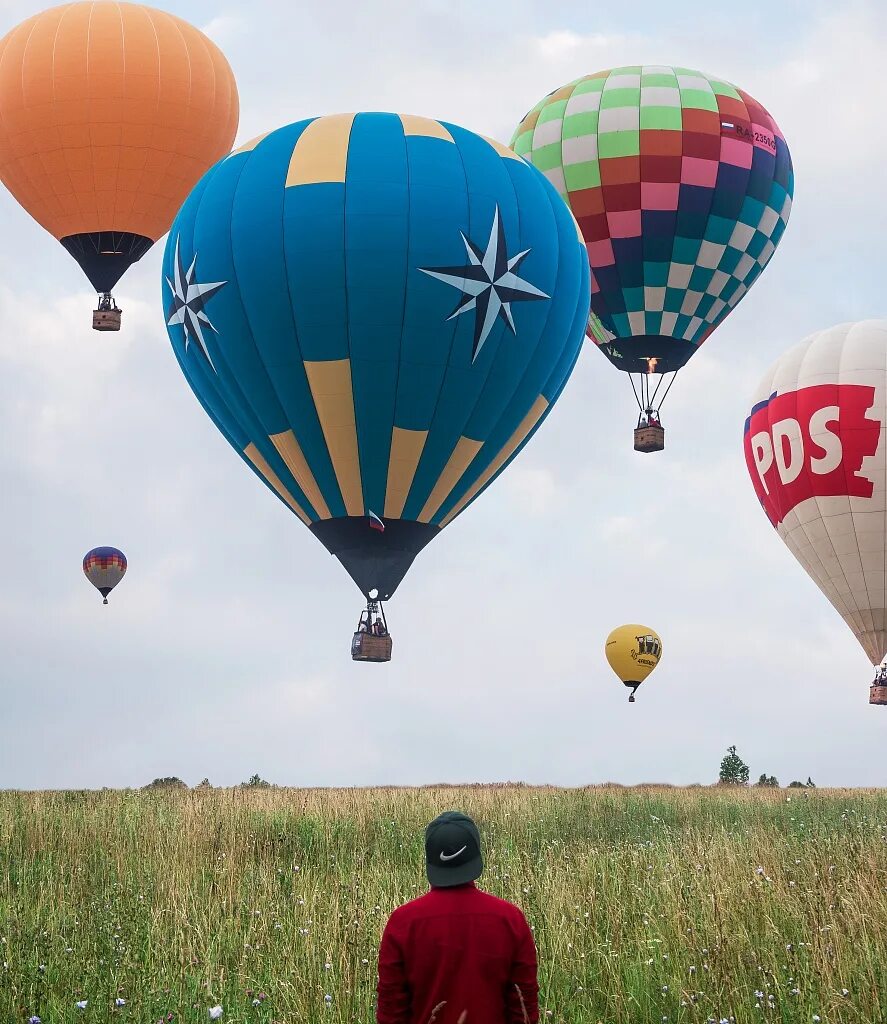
[384,426,428,519]
[398,115,454,143]
[439,395,549,527]
[285,114,355,187]
[303,358,364,517]
[269,429,331,520]
[480,135,524,162]
[244,443,310,524]
[418,436,484,523]
[230,131,272,157]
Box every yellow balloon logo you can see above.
[605,624,662,703]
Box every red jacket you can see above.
[376,882,539,1024]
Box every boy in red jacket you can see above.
[376,811,539,1024]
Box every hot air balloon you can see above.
[0,1,238,330]
[162,113,590,661]
[605,624,662,702]
[744,321,887,705]
[511,66,793,452]
[83,546,127,604]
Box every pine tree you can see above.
[806,776,816,788]
[719,745,750,786]
[241,773,272,788]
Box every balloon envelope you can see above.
[511,66,793,375]
[744,321,887,665]
[83,546,127,602]
[605,624,662,687]
[0,1,238,293]
[162,113,590,600]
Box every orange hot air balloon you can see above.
[0,1,239,331]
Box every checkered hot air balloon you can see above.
[162,113,590,656]
[512,66,793,451]
[83,547,127,605]
[744,321,887,705]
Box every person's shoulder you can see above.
[474,888,530,922]
[387,890,433,922]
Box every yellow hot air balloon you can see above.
[0,1,239,330]
[605,624,662,703]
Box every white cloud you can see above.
[0,0,886,789]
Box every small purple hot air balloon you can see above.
[83,547,127,605]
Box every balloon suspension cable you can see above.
[632,358,679,426]
[97,292,120,312]
[359,593,389,636]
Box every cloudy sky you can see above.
[0,0,884,789]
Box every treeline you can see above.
[719,745,815,789]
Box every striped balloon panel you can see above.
[163,113,590,532]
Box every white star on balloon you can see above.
[419,206,549,362]
[166,237,227,372]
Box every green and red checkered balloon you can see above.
[511,66,793,387]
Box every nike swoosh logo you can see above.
[440,845,467,862]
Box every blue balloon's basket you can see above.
[634,425,665,453]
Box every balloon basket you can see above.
[869,684,887,706]
[634,425,665,453]
[93,309,121,332]
[351,632,392,663]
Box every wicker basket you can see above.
[634,425,665,453]
[93,309,122,332]
[351,632,392,663]
[869,684,887,706]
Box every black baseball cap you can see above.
[425,811,483,887]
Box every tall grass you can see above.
[1,786,886,1023]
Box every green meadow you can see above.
[1,786,885,1023]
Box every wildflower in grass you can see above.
[28,1017,41,1023]
[37,964,46,973]
[813,1017,820,1022]
[252,1000,260,1007]
[76,1001,88,1009]
[841,989,849,996]
[115,998,126,1006]
[209,1007,223,1020]
[324,994,332,1004]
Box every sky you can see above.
[0,0,885,789]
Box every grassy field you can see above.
[1,786,885,1024]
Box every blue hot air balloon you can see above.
[162,112,590,660]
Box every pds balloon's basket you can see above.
[351,599,392,663]
[93,294,121,332]
[634,425,665,453]
[869,684,887,706]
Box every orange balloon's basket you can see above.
[634,425,665,453]
[869,684,887,706]
[93,308,121,332]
